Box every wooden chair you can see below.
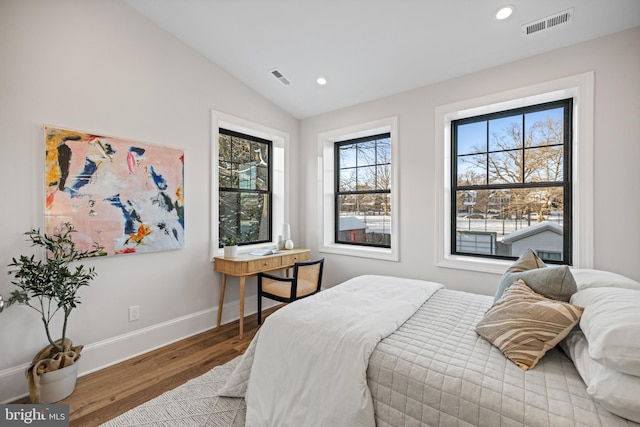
[257,258,324,324]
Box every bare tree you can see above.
[458,115,564,223]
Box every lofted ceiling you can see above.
[125,0,640,119]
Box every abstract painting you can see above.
[44,126,185,256]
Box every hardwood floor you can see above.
[13,306,278,426]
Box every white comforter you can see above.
[220,274,444,427]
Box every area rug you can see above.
[101,356,246,426]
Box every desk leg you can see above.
[217,273,227,329]
[239,276,245,339]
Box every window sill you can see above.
[319,243,398,262]
[212,243,278,260]
[436,254,511,275]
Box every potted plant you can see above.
[222,236,238,257]
[6,222,103,403]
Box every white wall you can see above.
[300,27,640,294]
[0,0,299,402]
[1,0,638,404]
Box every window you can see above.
[211,110,288,258]
[452,99,573,264]
[536,250,562,261]
[319,116,398,261]
[335,133,391,248]
[218,129,272,246]
[434,72,594,273]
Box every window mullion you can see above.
[521,113,525,185]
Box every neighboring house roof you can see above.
[501,220,563,243]
[339,216,367,231]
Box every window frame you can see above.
[334,132,392,248]
[211,110,289,259]
[434,72,594,274]
[450,99,573,264]
[218,128,273,247]
[318,116,399,261]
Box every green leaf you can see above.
[5,222,103,352]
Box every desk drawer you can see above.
[281,252,310,267]
[246,257,281,273]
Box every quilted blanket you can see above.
[368,288,640,427]
[219,274,444,427]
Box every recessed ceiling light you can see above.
[316,77,327,85]
[496,5,515,20]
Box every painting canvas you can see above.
[44,126,185,256]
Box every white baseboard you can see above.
[0,295,276,403]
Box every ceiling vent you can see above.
[269,68,291,86]
[522,8,574,36]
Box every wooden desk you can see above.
[213,248,310,338]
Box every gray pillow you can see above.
[494,249,577,303]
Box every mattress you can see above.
[367,288,639,427]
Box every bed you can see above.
[219,266,640,427]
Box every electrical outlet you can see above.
[129,305,140,322]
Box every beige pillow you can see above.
[477,279,583,370]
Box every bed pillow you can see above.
[570,287,640,376]
[571,269,640,291]
[494,249,577,303]
[560,330,640,423]
[477,279,583,371]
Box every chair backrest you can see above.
[293,259,324,296]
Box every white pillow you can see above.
[571,287,640,376]
[561,330,640,423]
[571,269,640,291]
